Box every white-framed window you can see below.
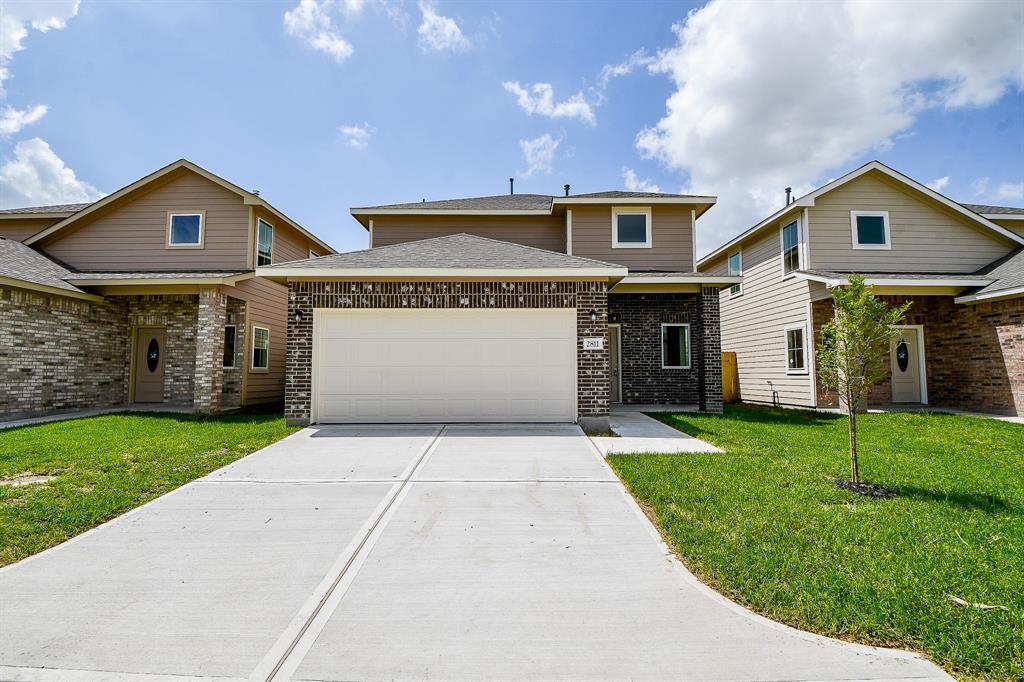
[167,212,204,247]
[780,218,802,276]
[851,210,891,249]
[785,324,808,374]
[611,206,652,248]
[308,249,320,258]
[727,250,742,297]
[223,325,236,368]
[251,326,269,370]
[661,323,691,369]
[256,218,274,266]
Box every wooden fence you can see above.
[722,351,739,403]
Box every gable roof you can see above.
[0,203,92,218]
[258,233,627,279]
[0,237,97,300]
[21,159,335,254]
[697,161,1024,268]
[961,203,1024,219]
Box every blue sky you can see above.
[1,0,1021,256]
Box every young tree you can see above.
[817,275,911,483]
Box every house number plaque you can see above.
[582,338,604,350]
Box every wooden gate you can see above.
[722,351,739,403]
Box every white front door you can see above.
[313,308,577,423]
[890,327,924,403]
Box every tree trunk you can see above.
[848,403,859,484]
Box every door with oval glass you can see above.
[890,326,924,403]
[134,328,166,403]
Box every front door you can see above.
[890,327,922,403]
[609,325,621,403]
[134,328,166,403]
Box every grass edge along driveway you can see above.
[608,406,1022,681]
[0,411,299,567]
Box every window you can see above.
[727,250,742,296]
[309,250,320,258]
[785,325,807,374]
[251,326,269,370]
[257,218,273,266]
[781,219,801,275]
[167,212,203,247]
[851,211,890,249]
[661,323,691,369]
[611,207,652,248]
[223,326,236,368]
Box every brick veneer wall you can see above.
[812,295,1024,416]
[221,297,246,409]
[124,295,199,406]
[193,288,227,413]
[285,280,610,429]
[0,286,128,419]
[607,288,723,412]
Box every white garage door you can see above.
[313,308,576,423]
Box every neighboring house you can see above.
[699,161,1024,416]
[259,191,739,430]
[0,160,334,420]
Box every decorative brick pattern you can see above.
[812,296,1024,416]
[193,288,227,414]
[285,280,610,428]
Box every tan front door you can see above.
[890,327,922,403]
[134,328,166,403]
[609,325,621,403]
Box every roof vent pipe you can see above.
[252,189,260,196]
[509,177,514,195]
[564,184,570,196]
[784,187,792,205]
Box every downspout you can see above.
[691,209,697,271]
[368,219,374,248]
[566,209,573,255]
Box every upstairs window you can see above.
[612,207,652,248]
[781,219,801,275]
[309,250,320,258]
[661,323,691,369]
[727,251,742,297]
[257,218,274,266]
[167,212,203,247]
[851,211,890,249]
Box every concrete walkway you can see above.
[0,423,950,681]
[593,405,723,454]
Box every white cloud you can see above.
[0,104,47,135]
[972,177,990,197]
[519,133,560,177]
[339,122,373,149]
[599,50,656,90]
[417,2,469,53]
[0,0,80,93]
[994,182,1024,202]
[0,138,102,208]
[926,176,950,193]
[622,167,661,193]
[502,82,596,126]
[284,0,354,62]
[635,0,1024,255]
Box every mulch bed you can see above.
[832,478,898,500]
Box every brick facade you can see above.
[193,288,227,413]
[221,297,246,409]
[124,295,200,406]
[812,295,1024,416]
[285,280,611,429]
[607,288,723,412]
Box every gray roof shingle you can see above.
[0,203,92,215]
[262,233,623,270]
[799,269,993,281]
[961,203,1024,216]
[964,248,1024,297]
[67,270,250,280]
[0,237,87,294]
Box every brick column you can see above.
[193,287,227,414]
[698,285,723,413]
[285,284,314,426]
[576,282,610,433]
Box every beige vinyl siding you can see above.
[571,205,693,270]
[233,277,287,405]
[809,172,1015,272]
[370,214,566,252]
[38,171,251,270]
[0,217,61,242]
[705,227,815,407]
[252,207,327,266]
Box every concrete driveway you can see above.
[0,423,950,682]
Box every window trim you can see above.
[850,210,891,250]
[256,217,274,266]
[727,249,743,297]
[660,322,691,369]
[779,217,803,279]
[166,211,205,249]
[308,250,320,258]
[223,324,236,368]
[784,323,809,375]
[251,325,270,371]
[611,206,653,249]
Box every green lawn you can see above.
[0,412,298,567]
[608,406,1023,681]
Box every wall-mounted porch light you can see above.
[294,308,305,323]
[589,309,598,322]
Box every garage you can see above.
[313,307,577,423]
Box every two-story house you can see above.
[259,190,740,431]
[699,161,1024,416]
[0,159,335,419]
